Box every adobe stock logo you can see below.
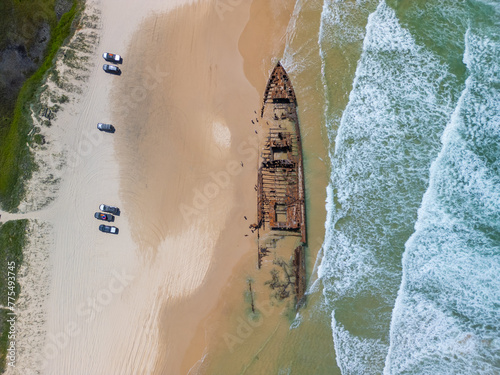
[223,299,275,353]
[66,128,104,170]
[179,135,259,223]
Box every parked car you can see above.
[99,204,120,216]
[103,64,121,75]
[94,212,114,222]
[99,224,119,234]
[102,52,122,63]
[97,123,115,133]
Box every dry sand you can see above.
[3,0,304,374]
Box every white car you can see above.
[102,52,122,63]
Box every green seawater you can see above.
[318,0,499,374]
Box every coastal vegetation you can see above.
[0,1,80,370]
[0,219,28,372]
[0,0,79,211]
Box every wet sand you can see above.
[111,0,297,373]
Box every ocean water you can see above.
[312,0,500,374]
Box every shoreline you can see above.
[182,0,333,372]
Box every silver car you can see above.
[99,204,120,216]
[97,123,115,133]
[99,225,119,234]
[103,64,121,75]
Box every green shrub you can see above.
[0,1,79,211]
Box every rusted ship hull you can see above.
[254,62,307,307]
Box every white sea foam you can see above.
[290,313,302,330]
[319,0,463,372]
[319,0,369,47]
[283,0,327,75]
[306,244,324,296]
[317,0,379,146]
[332,311,387,375]
[385,20,500,374]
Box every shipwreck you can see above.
[252,61,307,308]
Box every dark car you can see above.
[94,212,115,222]
[102,52,122,63]
[103,64,121,75]
[99,204,120,216]
[97,123,115,133]
[99,224,119,234]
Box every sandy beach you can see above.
[2,0,314,374]
[111,0,299,373]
